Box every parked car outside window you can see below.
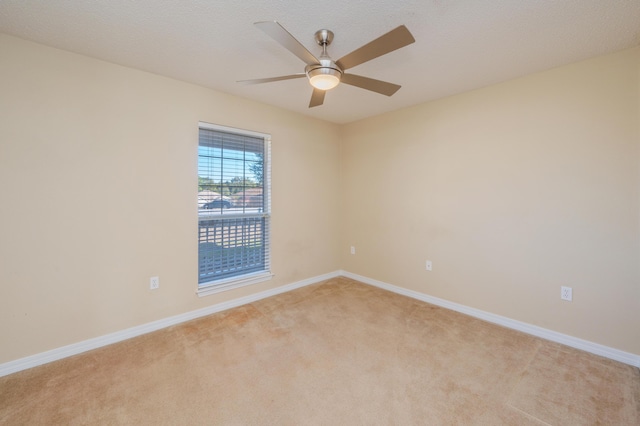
[202,197,232,209]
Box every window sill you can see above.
[197,271,274,297]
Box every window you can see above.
[197,122,272,296]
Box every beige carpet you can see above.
[1,277,639,425]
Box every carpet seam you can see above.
[506,403,554,426]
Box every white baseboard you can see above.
[0,270,341,378]
[3,269,637,377]
[340,270,640,368]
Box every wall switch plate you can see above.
[150,276,159,290]
[350,246,355,255]
[561,286,572,301]
[426,260,432,271]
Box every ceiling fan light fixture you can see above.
[306,63,342,91]
[309,73,340,90]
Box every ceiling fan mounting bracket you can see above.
[314,29,334,47]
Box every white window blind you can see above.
[197,123,271,292]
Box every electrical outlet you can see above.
[561,286,572,301]
[426,260,432,271]
[350,246,356,255]
[150,276,159,290]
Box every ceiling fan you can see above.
[239,21,415,108]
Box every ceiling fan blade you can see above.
[341,74,401,96]
[238,74,306,85]
[336,25,415,71]
[309,88,326,108]
[255,21,319,66]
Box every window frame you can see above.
[196,122,273,297]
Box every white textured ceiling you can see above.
[1,1,639,124]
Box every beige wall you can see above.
[1,33,639,365]
[340,47,640,354]
[0,35,342,364]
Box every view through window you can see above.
[197,123,271,292]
